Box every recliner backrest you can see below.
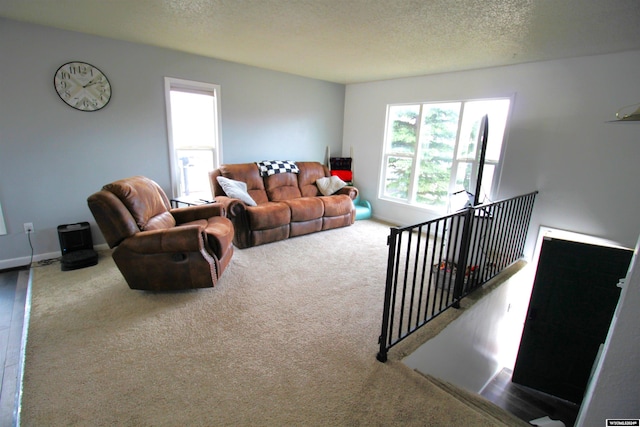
[213,164,269,204]
[296,162,330,197]
[88,176,177,248]
[264,172,302,201]
[103,176,175,231]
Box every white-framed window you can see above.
[164,77,222,199]
[380,97,511,213]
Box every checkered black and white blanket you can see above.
[256,160,300,177]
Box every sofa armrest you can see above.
[336,185,358,200]
[213,196,250,218]
[212,196,254,248]
[212,195,233,211]
[171,203,226,224]
[119,226,204,253]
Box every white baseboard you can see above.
[0,244,109,270]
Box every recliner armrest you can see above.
[171,203,226,224]
[119,225,204,253]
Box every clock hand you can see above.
[82,77,101,88]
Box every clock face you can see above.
[54,62,112,111]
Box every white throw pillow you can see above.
[316,176,347,196]
[216,176,257,206]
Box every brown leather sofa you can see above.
[87,176,234,291]
[209,161,358,249]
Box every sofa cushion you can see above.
[216,176,257,206]
[321,194,353,217]
[246,202,291,230]
[316,176,347,196]
[283,197,324,222]
[297,162,328,197]
[217,164,269,204]
[264,172,302,201]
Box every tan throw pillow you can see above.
[316,176,347,196]
[216,176,257,206]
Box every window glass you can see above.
[386,105,420,155]
[380,98,510,212]
[170,91,216,149]
[416,103,460,208]
[455,161,473,191]
[461,99,510,162]
[175,148,215,198]
[165,78,221,200]
[384,156,413,200]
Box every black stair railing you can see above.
[377,191,538,362]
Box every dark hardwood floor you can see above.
[0,267,30,427]
[481,367,580,426]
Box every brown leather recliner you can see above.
[87,176,234,291]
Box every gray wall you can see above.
[404,264,534,394]
[0,18,345,266]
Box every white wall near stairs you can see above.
[403,264,535,394]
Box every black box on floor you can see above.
[60,249,98,271]
[57,222,98,271]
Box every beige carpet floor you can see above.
[21,219,527,426]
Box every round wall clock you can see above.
[54,61,112,111]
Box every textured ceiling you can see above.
[1,0,640,83]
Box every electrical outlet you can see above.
[23,222,34,233]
